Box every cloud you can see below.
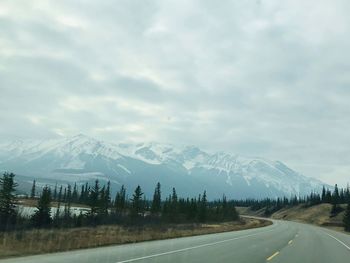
[1,0,350,186]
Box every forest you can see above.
[0,172,349,233]
[0,172,239,231]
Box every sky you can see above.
[0,0,350,186]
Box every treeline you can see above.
[234,184,350,232]
[0,173,239,231]
[235,185,350,213]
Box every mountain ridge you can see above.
[0,134,327,199]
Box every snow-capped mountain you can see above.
[0,134,326,199]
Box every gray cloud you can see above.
[1,0,350,186]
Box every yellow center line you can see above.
[288,240,293,245]
[266,251,280,261]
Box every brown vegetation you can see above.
[270,204,346,226]
[237,204,348,233]
[0,217,271,259]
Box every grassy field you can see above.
[0,217,271,259]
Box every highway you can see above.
[1,219,349,263]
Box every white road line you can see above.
[324,232,350,251]
[115,227,278,263]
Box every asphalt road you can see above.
[1,219,349,263]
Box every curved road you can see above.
[1,219,349,263]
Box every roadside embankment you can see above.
[237,203,347,233]
[0,217,271,259]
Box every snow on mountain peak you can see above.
[0,134,327,198]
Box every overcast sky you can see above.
[1,0,350,186]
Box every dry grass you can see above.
[0,218,271,259]
[270,204,346,226]
[238,204,348,234]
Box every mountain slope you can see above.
[0,134,326,199]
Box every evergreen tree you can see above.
[64,185,72,221]
[72,183,78,203]
[58,185,63,203]
[31,186,52,227]
[84,182,89,203]
[101,181,111,215]
[321,186,326,203]
[66,184,72,203]
[53,194,61,227]
[89,180,100,216]
[227,200,239,221]
[325,190,332,203]
[331,184,341,215]
[63,201,71,221]
[171,187,178,204]
[79,184,85,203]
[0,172,18,228]
[344,202,350,232]
[30,179,36,199]
[199,191,208,222]
[345,185,350,203]
[333,184,340,204]
[53,183,58,201]
[151,182,161,214]
[187,198,197,220]
[63,187,67,203]
[167,187,178,220]
[130,185,144,216]
[115,185,126,213]
[221,194,228,219]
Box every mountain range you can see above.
[0,134,327,199]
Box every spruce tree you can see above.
[30,179,36,199]
[130,185,143,217]
[53,194,61,227]
[199,191,207,222]
[115,185,126,213]
[58,185,63,203]
[344,202,350,232]
[64,185,72,221]
[53,183,58,201]
[0,172,18,228]
[89,180,100,216]
[79,184,85,203]
[331,184,341,215]
[72,183,78,203]
[66,184,72,203]
[346,185,350,203]
[31,186,52,227]
[333,184,340,204]
[228,200,239,221]
[321,186,326,203]
[101,181,111,215]
[63,188,67,203]
[151,182,161,214]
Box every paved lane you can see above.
[0,219,349,263]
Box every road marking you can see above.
[288,240,293,245]
[324,232,350,251]
[115,227,278,263]
[266,251,279,261]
